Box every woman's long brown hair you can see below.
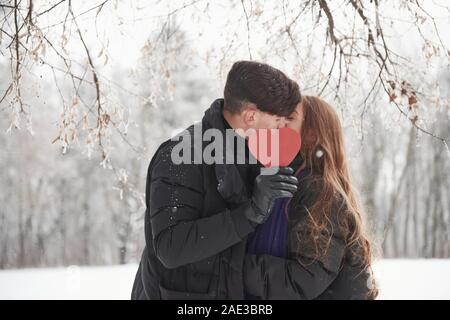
[293,96,378,299]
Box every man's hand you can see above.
[244,167,298,225]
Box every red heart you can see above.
[247,127,301,168]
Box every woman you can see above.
[244,96,378,300]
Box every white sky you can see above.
[6,0,447,86]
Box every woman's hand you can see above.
[244,167,298,225]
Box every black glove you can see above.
[244,167,298,225]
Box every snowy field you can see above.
[0,259,449,300]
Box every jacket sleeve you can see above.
[243,235,345,299]
[243,176,346,299]
[148,143,256,269]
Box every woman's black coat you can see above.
[243,175,374,300]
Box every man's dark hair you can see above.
[224,61,301,116]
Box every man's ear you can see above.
[242,106,258,127]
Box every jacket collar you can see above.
[202,99,252,206]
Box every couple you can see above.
[131,61,378,300]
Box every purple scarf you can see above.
[246,167,312,257]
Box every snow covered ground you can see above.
[0,259,449,300]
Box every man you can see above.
[131,61,301,299]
